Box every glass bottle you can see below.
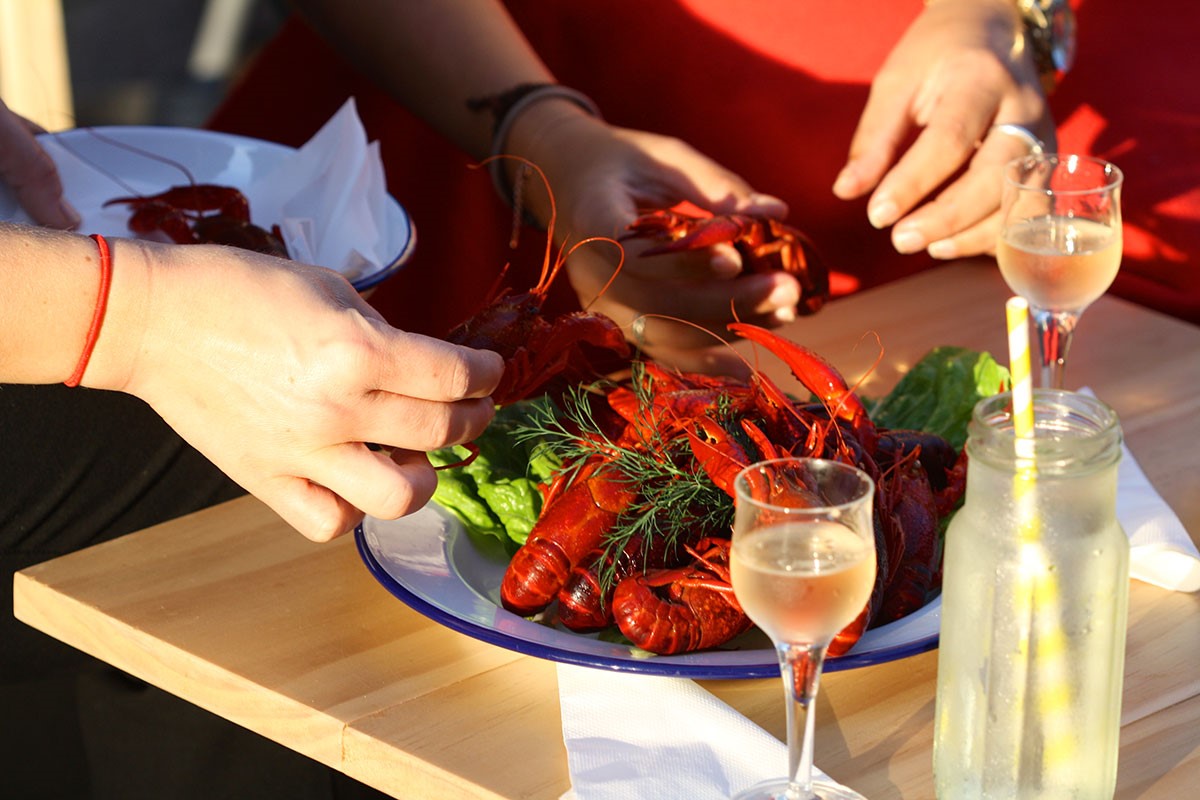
[934,389,1128,799]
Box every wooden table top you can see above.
[14,261,1200,798]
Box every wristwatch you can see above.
[1017,0,1077,93]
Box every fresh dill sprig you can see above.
[512,363,737,594]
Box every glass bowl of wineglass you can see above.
[997,153,1124,388]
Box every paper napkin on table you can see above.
[1118,440,1200,592]
[557,663,857,800]
[248,97,391,282]
[1079,388,1200,592]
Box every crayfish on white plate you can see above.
[498,323,966,656]
[105,184,290,258]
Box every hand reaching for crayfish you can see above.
[6,228,502,542]
[0,98,80,230]
[833,0,1055,260]
[505,103,805,371]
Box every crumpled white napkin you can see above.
[557,663,854,800]
[1077,388,1200,592]
[248,97,391,282]
[1119,440,1200,592]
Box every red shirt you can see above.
[208,0,1200,331]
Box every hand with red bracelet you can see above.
[0,223,503,541]
[0,98,80,229]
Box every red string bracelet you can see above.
[64,234,113,387]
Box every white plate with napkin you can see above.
[0,98,413,291]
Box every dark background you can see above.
[64,0,288,128]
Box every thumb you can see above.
[640,139,789,219]
[0,101,79,229]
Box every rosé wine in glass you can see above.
[999,154,1124,388]
[731,520,875,646]
[997,216,1121,311]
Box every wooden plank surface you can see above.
[13,261,1200,798]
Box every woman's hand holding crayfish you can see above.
[0,98,79,229]
[56,235,503,541]
[833,0,1054,259]
[507,101,805,372]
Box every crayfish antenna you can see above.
[475,154,558,292]
[847,330,885,401]
[79,126,200,188]
[563,236,625,311]
[634,313,758,375]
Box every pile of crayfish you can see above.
[435,157,960,656]
[106,184,290,258]
[496,326,965,656]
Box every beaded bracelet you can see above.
[64,234,113,387]
[468,83,602,206]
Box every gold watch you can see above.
[1017,0,1077,93]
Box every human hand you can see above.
[0,98,79,229]
[833,0,1054,260]
[512,107,803,372]
[88,240,503,541]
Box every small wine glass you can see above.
[729,457,876,800]
[997,153,1124,388]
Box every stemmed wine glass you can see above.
[997,153,1124,388]
[729,458,876,800]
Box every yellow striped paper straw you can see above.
[1005,296,1075,778]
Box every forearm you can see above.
[0,223,148,389]
[291,0,556,159]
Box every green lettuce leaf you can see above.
[869,346,1009,450]
[430,399,560,554]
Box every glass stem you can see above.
[1032,306,1079,389]
[779,641,828,800]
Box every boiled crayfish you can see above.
[499,323,966,656]
[106,183,290,258]
[623,208,830,315]
[444,156,630,406]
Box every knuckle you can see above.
[439,354,475,399]
[303,507,354,543]
[420,408,456,447]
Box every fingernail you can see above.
[745,192,787,214]
[892,225,926,254]
[867,197,898,229]
[764,279,800,308]
[710,250,741,277]
[832,167,856,198]
[927,238,959,260]
[773,306,797,324]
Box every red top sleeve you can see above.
[208,0,1200,331]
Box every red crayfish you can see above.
[105,183,290,258]
[623,208,830,315]
[444,156,630,407]
[498,323,967,656]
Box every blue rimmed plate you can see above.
[356,504,939,679]
[0,126,414,292]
